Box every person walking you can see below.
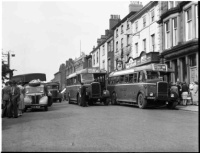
[17,82,25,116]
[80,82,88,107]
[192,81,198,105]
[2,81,11,118]
[181,82,189,106]
[176,81,182,104]
[8,81,20,118]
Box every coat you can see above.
[2,85,11,101]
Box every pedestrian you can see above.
[192,81,198,105]
[181,82,189,106]
[17,81,25,116]
[7,80,20,118]
[2,81,11,118]
[80,82,88,107]
[189,82,195,105]
[176,81,182,104]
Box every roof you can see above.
[11,73,46,83]
[112,11,138,30]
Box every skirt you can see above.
[18,94,25,110]
[182,92,188,100]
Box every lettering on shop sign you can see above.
[126,58,136,69]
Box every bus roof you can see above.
[109,63,173,77]
[66,68,107,79]
[11,73,46,83]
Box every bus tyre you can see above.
[59,98,62,103]
[137,93,147,109]
[68,94,71,104]
[44,106,48,111]
[111,93,117,105]
[103,98,109,105]
[167,102,177,109]
[77,95,81,106]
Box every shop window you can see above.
[189,54,196,66]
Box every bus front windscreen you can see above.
[146,71,159,80]
[81,74,94,82]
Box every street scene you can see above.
[1,1,199,152]
[2,101,198,152]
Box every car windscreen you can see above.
[25,86,44,94]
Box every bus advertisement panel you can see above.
[66,68,110,106]
[107,63,178,109]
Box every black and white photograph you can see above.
[1,0,199,152]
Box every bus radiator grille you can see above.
[91,83,101,96]
[157,82,168,93]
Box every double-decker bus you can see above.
[107,63,177,109]
[66,68,110,106]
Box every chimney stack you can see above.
[129,1,143,13]
[109,14,121,30]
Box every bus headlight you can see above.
[171,94,174,97]
[149,92,153,96]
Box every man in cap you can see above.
[7,80,20,118]
[2,81,11,118]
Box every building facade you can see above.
[158,1,198,84]
[113,2,143,71]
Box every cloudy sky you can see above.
[2,0,149,81]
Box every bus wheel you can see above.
[77,95,81,106]
[103,98,109,105]
[68,94,71,104]
[137,93,147,109]
[167,101,177,109]
[111,93,117,105]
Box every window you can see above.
[127,21,130,29]
[133,73,138,82]
[127,35,130,46]
[143,16,146,27]
[196,5,198,38]
[93,54,95,65]
[116,41,118,52]
[185,7,192,40]
[96,51,98,63]
[121,25,124,34]
[102,60,105,69]
[151,34,155,51]
[151,9,155,22]
[121,38,123,50]
[126,54,129,62]
[168,1,175,9]
[111,40,113,51]
[116,29,118,37]
[135,43,138,54]
[189,54,196,66]
[102,45,105,55]
[165,20,170,49]
[108,41,111,52]
[135,21,138,32]
[108,59,111,72]
[143,39,146,51]
[119,75,124,83]
[172,17,178,46]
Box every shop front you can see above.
[160,39,198,84]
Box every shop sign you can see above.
[117,61,123,71]
[126,58,136,69]
[153,64,167,71]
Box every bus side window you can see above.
[116,76,120,83]
[139,71,143,82]
[129,74,133,83]
[133,73,138,83]
[120,75,124,83]
[125,75,128,83]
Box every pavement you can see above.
[176,104,198,112]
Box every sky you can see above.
[1,0,149,82]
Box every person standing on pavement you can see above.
[176,81,182,104]
[181,82,189,106]
[8,81,20,118]
[17,82,25,116]
[80,82,88,107]
[192,81,198,105]
[2,81,11,118]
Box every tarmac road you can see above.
[1,101,198,152]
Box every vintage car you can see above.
[46,82,62,102]
[24,79,53,111]
[11,73,53,111]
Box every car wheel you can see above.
[59,98,62,103]
[88,99,93,106]
[44,106,48,111]
[137,93,147,109]
[111,93,117,105]
[24,107,27,112]
[77,95,82,106]
[103,98,109,105]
